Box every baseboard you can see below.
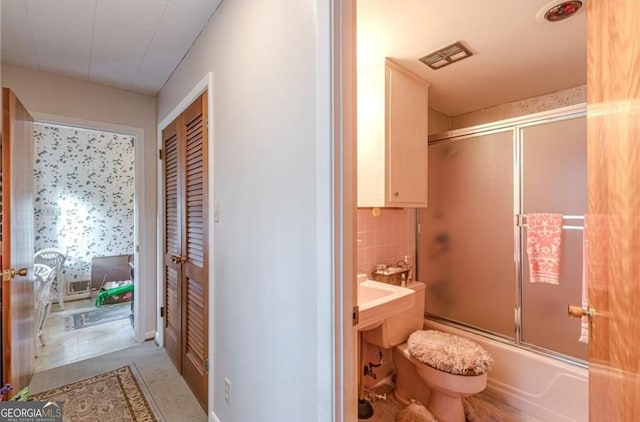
[144,330,156,341]
[210,411,221,422]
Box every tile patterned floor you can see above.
[35,298,136,373]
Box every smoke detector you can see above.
[536,0,584,22]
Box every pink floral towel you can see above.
[526,213,563,285]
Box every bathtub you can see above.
[423,319,588,422]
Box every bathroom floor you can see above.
[359,391,545,422]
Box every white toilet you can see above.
[364,281,493,422]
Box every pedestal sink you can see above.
[355,273,415,419]
[356,274,415,331]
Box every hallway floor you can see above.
[30,342,207,421]
[35,298,136,373]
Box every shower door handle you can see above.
[568,304,596,320]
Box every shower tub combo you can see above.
[418,105,588,422]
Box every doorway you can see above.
[339,0,640,420]
[344,0,587,420]
[32,122,137,372]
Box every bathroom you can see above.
[355,1,588,421]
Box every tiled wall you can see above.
[357,207,416,278]
[357,207,417,387]
[33,124,135,282]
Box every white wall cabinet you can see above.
[358,59,429,207]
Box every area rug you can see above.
[463,395,517,422]
[65,303,131,330]
[30,366,159,422]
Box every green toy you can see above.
[95,283,134,307]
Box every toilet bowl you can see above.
[394,340,489,422]
[363,281,493,422]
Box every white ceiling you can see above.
[358,0,586,116]
[1,0,586,112]
[1,0,222,95]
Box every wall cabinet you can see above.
[358,59,429,207]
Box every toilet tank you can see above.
[363,281,425,349]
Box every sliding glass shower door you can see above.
[520,116,587,360]
[418,110,588,362]
[418,129,516,339]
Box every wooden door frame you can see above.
[157,72,213,414]
[31,112,149,343]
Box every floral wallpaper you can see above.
[450,85,586,129]
[33,124,134,282]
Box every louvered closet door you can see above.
[161,92,208,411]
[180,92,208,408]
[162,118,182,370]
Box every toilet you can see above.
[364,281,494,422]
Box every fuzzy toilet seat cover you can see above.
[407,330,494,376]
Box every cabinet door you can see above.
[162,117,182,371]
[386,62,428,206]
[181,92,208,410]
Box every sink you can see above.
[356,275,415,331]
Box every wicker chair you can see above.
[34,248,67,310]
[33,263,56,357]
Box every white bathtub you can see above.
[423,320,588,422]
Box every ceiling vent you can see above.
[419,42,473,71]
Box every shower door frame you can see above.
[421,103,587,367]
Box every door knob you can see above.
[568,304,596,320]
[2,268,28,282]
[170,255,187,264]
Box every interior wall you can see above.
[428,108,450,134]
[157,1,335,420]
[2,65,157,338]
[33,123,134,282]
[450,85,586,129]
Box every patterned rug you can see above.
[30,366,159,421]
[65,303,132,330]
